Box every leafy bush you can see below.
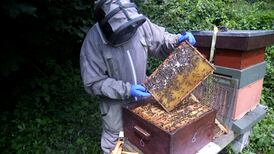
[0,0,94,78]
[0,61,102,153]
[0,0,273,153]
[137,0,274,32]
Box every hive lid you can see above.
[192,30,274,51]
[145,42,215,112]
[192,30,274,37]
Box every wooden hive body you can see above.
[197,47,265,69]
[122,97,216,154]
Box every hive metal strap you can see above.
[209,25,219,63]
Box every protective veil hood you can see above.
[94,0,146,46]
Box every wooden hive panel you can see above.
[197,47,265,69]
[122,96,217,154]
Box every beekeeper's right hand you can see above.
[130,84,151,97]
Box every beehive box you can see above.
[192,30,274,69]
[122,96,216,154]
[233,79,263,120]
[145,42,215,112]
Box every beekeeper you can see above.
[80,0,196,153]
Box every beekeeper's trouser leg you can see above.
[101,129,119,154]
[100,101,123,154]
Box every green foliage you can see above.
[137,0,274,33]
[0,0,94,77]
[0,61,102,153]
[242,110,274,153]
[146,57,163,75]
[261,46,274,107]
[0,0,273,153]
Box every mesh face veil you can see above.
[94,0,146,46]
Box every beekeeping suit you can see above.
[80,0,181,153]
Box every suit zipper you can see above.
[126,50,137,85]
[126,49,137,101]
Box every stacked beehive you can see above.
[193,30,274,120]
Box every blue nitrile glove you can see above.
[130,84,151,97]
[178,32,196,45]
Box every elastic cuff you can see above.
[125,82,131,99]
[175,34,182,46]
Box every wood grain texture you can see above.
[198,47,265,69]
[194,33,274,51]
[122,97,217,154]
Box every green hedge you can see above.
[137,0,274,32]
[0,0,273,153]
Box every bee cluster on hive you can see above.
[132,95,211,132]
[145,42,215,112]
[145,46,194,93]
